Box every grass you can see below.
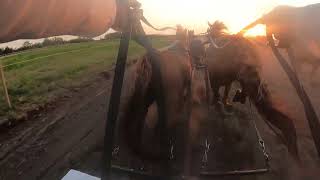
[0,36,172,119]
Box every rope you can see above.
[141,15,176,31]
[208,36,232,49]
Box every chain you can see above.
[257,82,264,102]
[170,139,175,160]
[112,146,120,158]
[248,100,270,168]
[202,138,211,167]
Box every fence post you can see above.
[0,62,12,108]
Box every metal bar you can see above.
[111,165,269,178]
[111,165,162,178]
[200,168,269,177]
[102,9,132,180]
[0,62,12,108]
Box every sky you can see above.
[140,0,320,35]
[1,0,319,48]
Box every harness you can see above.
[103,2,272,179]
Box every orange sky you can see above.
[140,0,319,36]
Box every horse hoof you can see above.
[224,103,234,113]
[233,90,247,104]
[214,101,234,116]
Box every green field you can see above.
[0,37,172,119]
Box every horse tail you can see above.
[147,50,170,160]
[238,66,300,161]
[120,55,154,158]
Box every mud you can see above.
[0,45,319,180]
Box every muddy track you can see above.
[0,73,112,180]
[0,62,319,180]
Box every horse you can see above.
[290,40,320,85]
[205,21,244,107]
[118,26,193,166]
[205,21,300,160]
[239,3,320,85]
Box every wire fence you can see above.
[0,43,115,109]
[0,44,110,68]
[0,38,172,113]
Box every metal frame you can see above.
[110,166,269,179]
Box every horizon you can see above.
[1,0,319,48]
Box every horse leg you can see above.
[222,82,232,106]
[120,54,168,162]
[209,77,219,104]
[239,67,300,161]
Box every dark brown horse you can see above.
[118,27,192,163]
[205,21,300,160]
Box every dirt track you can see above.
[0,45,320,180]
[0,73,112,180]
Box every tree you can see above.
[23,41,32,48]
[42,37,65,46]
[3,47,13,55]
[42,38,52,46]
[103,32,121,40]
[51,37,64,45]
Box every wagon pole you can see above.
[102,0,132,179]
[0,61,12,108]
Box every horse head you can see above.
[176,25,189,50]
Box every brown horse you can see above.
[239,3,320,84]
[118,26,192,164]
[206,21,246,107]
[205,21,300,160]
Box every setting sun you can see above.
[244,24,266,36]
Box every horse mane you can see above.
[207,20,262,73]
[208,20,229,38]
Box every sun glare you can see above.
[140,0,276,35]
[244,24,266,36]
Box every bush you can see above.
[3,47,14,55]
[69,37,94,43]
[103,32,121,40]
[1,36,95,57]
[42,37,65,46]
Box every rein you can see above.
[141,15,177,31]
[208,35,232,49]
